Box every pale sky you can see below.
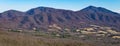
[0,0,120,13]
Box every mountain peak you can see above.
[86,6,97,9]
[26,6,56,15]
[80,6,99,12]
[79,6,119,15]
[36,6,54,9]
[3,10,23,13]
[30,6,55,11]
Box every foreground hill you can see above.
[0,6,120,31]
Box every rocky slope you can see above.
[0,6,120,31]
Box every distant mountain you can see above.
[76,6,120,31]
[0,6,120,31]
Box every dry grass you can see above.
[0,31,94,46]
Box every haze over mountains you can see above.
[0,6,120,31]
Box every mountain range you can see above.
[0,6,120,31]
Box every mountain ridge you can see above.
[0,6,120,31]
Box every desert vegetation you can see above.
[0,24,120,46]
[0,30,95,46]
[0,27,120,46]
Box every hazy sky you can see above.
[0,0,120,13]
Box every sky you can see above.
[0,0,120,13]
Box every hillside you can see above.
[0,6,120,31]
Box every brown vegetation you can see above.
[0,31,94,46]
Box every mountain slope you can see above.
[76,6,120,31]
[0,6,120,31]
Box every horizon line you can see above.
[0,6,119,13]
